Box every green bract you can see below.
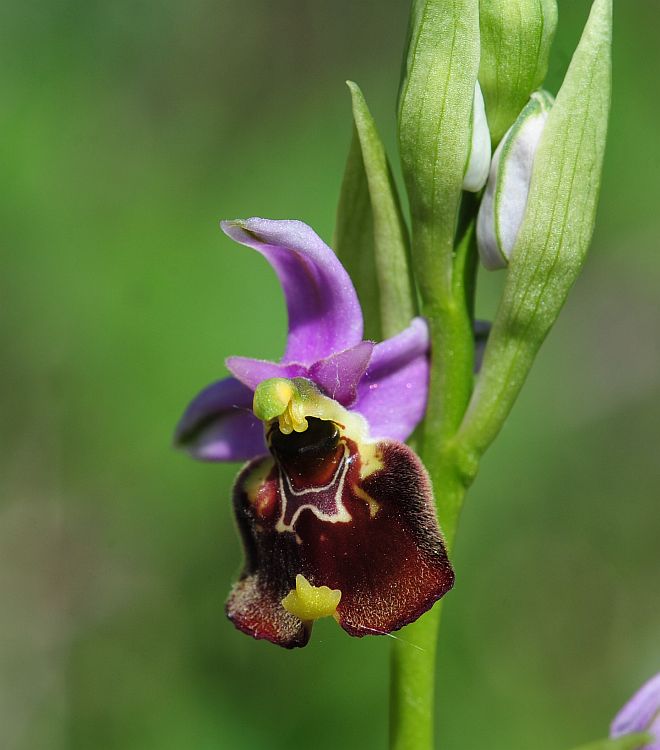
[335,82,415,340]
[458,0,612,463]
[479,0,558,145]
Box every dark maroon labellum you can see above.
[226,418,454,648]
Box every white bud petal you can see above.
[462,83,492,193]
[477,90,554,269]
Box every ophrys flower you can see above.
[175,218,454,648]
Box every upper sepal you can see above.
[222,218,363,365]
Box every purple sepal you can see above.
[353,317,429,441]
[174,377,266,461]
[611,673,660,750]
[221,218,363,365]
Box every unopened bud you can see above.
[476,90,553,270]
[479,0,557,145]
[463,83,492,193]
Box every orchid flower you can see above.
[175,218,454,648]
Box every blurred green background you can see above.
[1,1,658,748]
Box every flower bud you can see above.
[476,90,553,270]
[397,0,480,296]
[456,0,611,461]
[462,83,492,193]
[479,0,557,145]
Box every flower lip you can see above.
[227,422,454,648]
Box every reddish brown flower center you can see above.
[268,418,355,531]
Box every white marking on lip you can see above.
[275,444,353,532]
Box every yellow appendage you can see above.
[252,378,309,434]
[278,395,308,434]
[281,574,341,622]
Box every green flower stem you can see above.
[420,211,479,539]
[389,472,468,750]
[389,215,479,750]
[390,602,443,750]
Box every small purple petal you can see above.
[226,356,306,392]
[353,317,429,441]
[221,218,363,365]
[308,341,374,406]
[611,673,660,749]
[174,377,266,462]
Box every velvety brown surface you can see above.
[227,426,454,647]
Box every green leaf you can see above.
[397,0,480,306]
[348,82,415,338]
[457,0,612,464]
[479,0,558,145]
[335,84,414,339]
[571,733,652,750]
[334,120,382,341]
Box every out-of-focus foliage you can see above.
[1,2,659,749]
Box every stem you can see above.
[420,205,478,538]
[389,211,478,750]
[389,605,442,750]
[389,468,466,750]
